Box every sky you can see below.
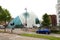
[0,0,57,20]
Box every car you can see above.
[36,28,51,34]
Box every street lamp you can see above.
[23,8,29,27]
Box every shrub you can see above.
[51,30,60,34]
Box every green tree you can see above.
[42,13,50,27]
[4,9,11,22]
[0,6,4,21]
[0,6,11,23]
[0,6,11,32]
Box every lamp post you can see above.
[23,8,29,28]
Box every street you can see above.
[0,28,60,40]
[0,33,47,40]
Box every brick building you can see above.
[49,15,57,26]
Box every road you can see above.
[0,33,48,40]
[12,29,60,38]
[0,28,60,40]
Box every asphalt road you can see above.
[0,33,48,40]
[0,29,60,40]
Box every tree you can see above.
[0,6,11,23]
[0,6,11,32]
[0,6,4,22]
[4,9,11,22]
[4,9,12,32]
[42,13,50,27]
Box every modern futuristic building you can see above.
[7,16,22,28]
[8,9,40,28]
[19,12,40,28]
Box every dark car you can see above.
[36,28,51,34]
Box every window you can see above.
[59,15,60,18]
[59,20,60,22]
[35,18,40,24]
[58,0,60,3]
[58,12,60,14]
[58,7,60,10]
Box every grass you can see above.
[0,30,10,33]
[19,33,60,40]
[0,30,5,33]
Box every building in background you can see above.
[19,11,40,28]
[56,0,60,26]
[7,16,23,28]
[8,9,40,28]
[49,15,57,26]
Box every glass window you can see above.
[59,15,60,18]
[59,20,60,22]
[58,7,60,10]
[58,12,60,14]
[58,0,60,3]
[35,18,40,24]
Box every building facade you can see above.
[8,10,40,28]
[19,12,40,28]
[49,15,57,26]
[57,0,60,26]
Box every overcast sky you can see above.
[0,0,57,20]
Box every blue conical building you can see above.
[8,16,22,28]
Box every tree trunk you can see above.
[4,21,6,32]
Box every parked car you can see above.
[36,28,51,34]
